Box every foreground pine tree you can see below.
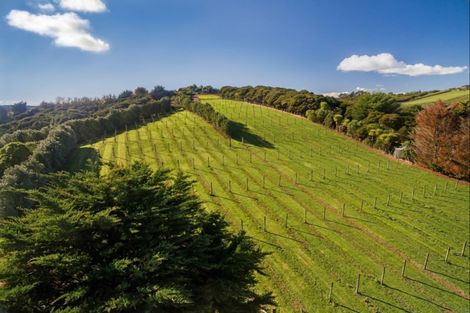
[0,163,274,313]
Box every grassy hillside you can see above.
[70,96,469,312]
[402,89,469,107]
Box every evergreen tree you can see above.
[0,163,274,312]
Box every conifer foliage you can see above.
[0,163,274,312]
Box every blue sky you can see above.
[0,0,468,104]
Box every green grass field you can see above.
[402,89,469,107]
[70,96,469,312]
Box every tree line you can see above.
[220,85,468,180]
[173,92,236,137]
[0,92,172,218]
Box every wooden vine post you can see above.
[355,273,361,294]
[445,247,451,263]
[328,282,333,303]
[423,253,429,270]
[380,266,385,285]
[401,259,407,278]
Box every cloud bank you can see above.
[337,53,467,76]
[58,0,107,13]
[6,10,109,52]
[38,3,55,12]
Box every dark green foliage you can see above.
[0,97,172,218]
[11,102,27,116]
[177,85,219,95]
[118,90,133,99]
[0,129,48,149]
[0,107,8,123]
[0,163,274,312]
[175,94,235,137]
[221,86,340,116]
[349,93,400,120]
[150,86,174,100]
[222,86,413,155]
[0,142,33,176]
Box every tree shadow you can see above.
[229,121,274,148]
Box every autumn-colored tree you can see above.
[413,101,469,180]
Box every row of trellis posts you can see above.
[98,110,467,311]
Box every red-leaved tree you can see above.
[413,101,469,180]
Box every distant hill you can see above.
[401,87,469,107]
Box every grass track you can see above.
[71,96,469,312]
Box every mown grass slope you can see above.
[70,96,469,312]
[402,89,469,107]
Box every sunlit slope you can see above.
[72,96,469,312]
[402,89,469,107]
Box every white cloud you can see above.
[321,92,348,98]
[38,3,55,12]
[337,53,467,76]
[58,0,107,13]
[6,10,109,52]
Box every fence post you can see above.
[342,203,346,217]
[355,273,361,294]
[445,247,451,263]
[380,266,385,285]
[423,253,429,270]
[263,216,267,232]
[401,260,407,278]
[461,241,467,257]
[328,282,333,303]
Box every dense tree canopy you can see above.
[0,163,274,313]
[0,95,172,218]
[413,101,469,179]
[11,102,27,116]
[221,86,411,154]
[0,142,33,176]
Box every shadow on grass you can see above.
[383,283,452,311]
[335,303,362,313]
[230,121,274,148]
[427,269,469,284]
[407,277,466,299]
[306,222,342,234]
[361,292,412,313]
[290,227,323,239]
[267,230,303,243]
